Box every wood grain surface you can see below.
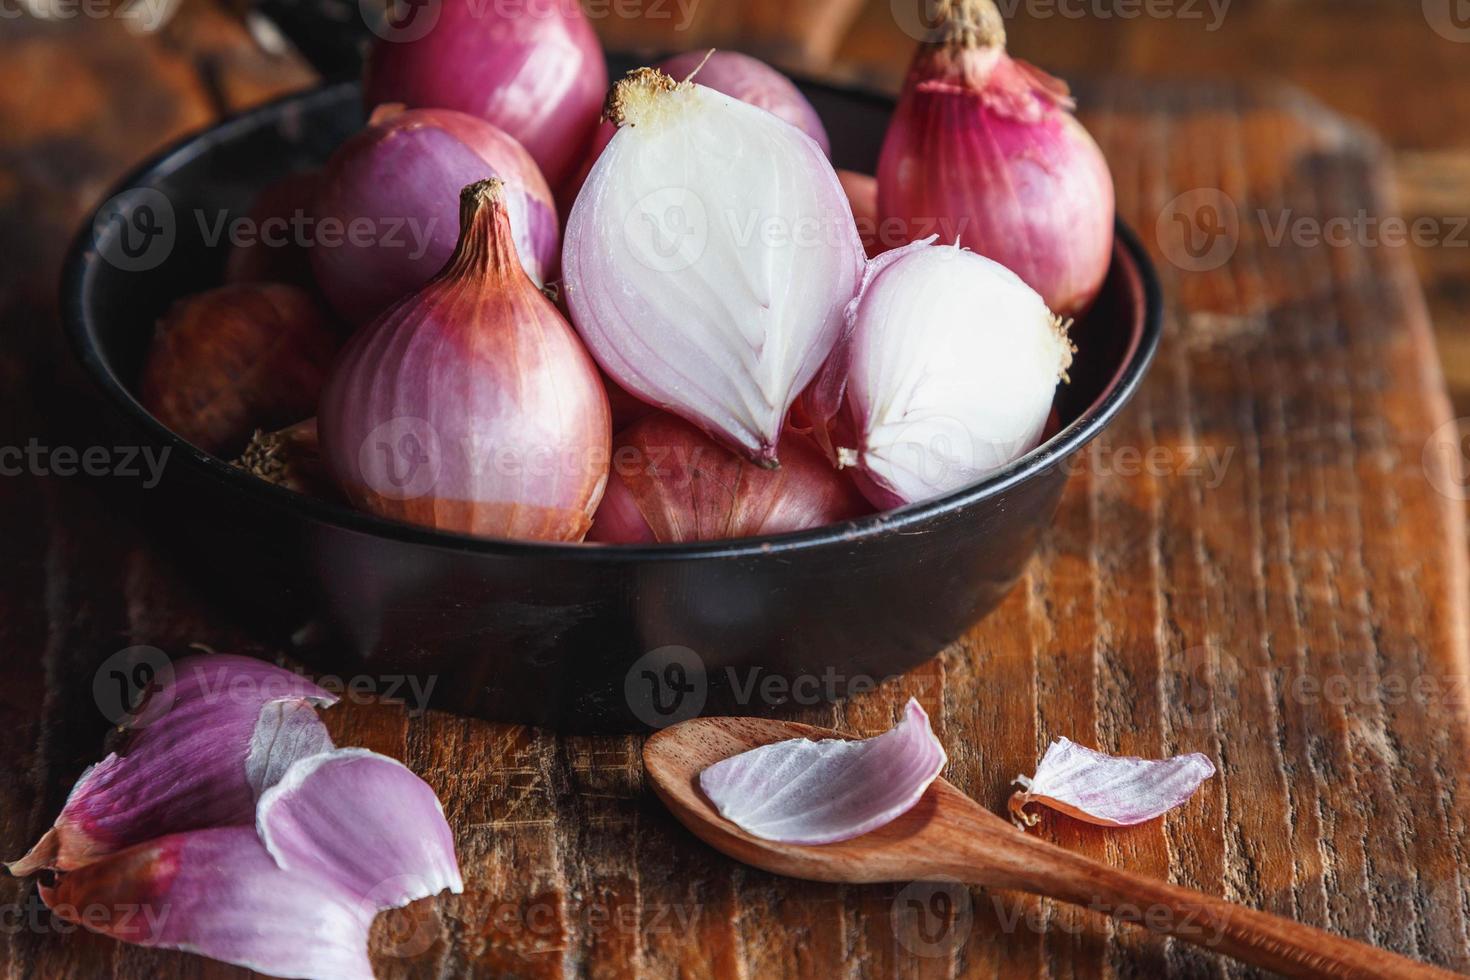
[3,2,1470,978]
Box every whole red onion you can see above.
[319,180,610,541]
[588,414,868,544]
[656,51,830,155]
[363,0,606,190]
[877,0,1114,316]
[311,105,557,325]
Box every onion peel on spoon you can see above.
[698,698,946,845]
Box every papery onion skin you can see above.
[876,0,1114,316]
[587,413,869,544]
[224,170,323,288]
[6,654,337,877]
[1010,737,1217,828]
[363,0,606,190]
[319,179,610,541]
[564,69,865,466]
[657,50,831,156]
[699,698,947,845]
[839,242,1071,509]
[311,105,558,325]
[41,828,380,980]
[139,284,340,457]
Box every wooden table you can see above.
[4,2,1470,977]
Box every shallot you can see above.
[311,105,557,324]
[563,69,864,465]
[877,0,1114,315]
[363,0,606,190]
[815,240,1072,509]
[587,413,869,544]
[319,179,610,541]
[139,283,340,457]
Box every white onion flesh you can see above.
[563,73,865,465]
[843,243,1071,507]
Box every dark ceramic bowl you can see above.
[62,72,1161,731]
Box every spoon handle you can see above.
[977,832,1457,979]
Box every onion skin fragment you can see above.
[1009,737,1217,829]
[699,698,947,845]
[877,0,1115,316]
[6,655,336,877]
[319,179,611,542]
[41,829,380,980]
[587,413,870,544]
[39,751,462,980]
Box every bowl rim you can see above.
[61,78,1163,564]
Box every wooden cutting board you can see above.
[2,8,1468,979]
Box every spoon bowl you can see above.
[645,713,1458,979]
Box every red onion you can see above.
[877,0,1114,316]
[311,105,557,325]
[563,69,865,466]
[587,413,868,544]
[823,240,1072,509]
[362,0,606,190]
[319,180,610,541]
[224,170,322,288]
[656,51,830,156]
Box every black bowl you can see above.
[62,75,1161,732]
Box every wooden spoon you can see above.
[644,715,1457,979]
